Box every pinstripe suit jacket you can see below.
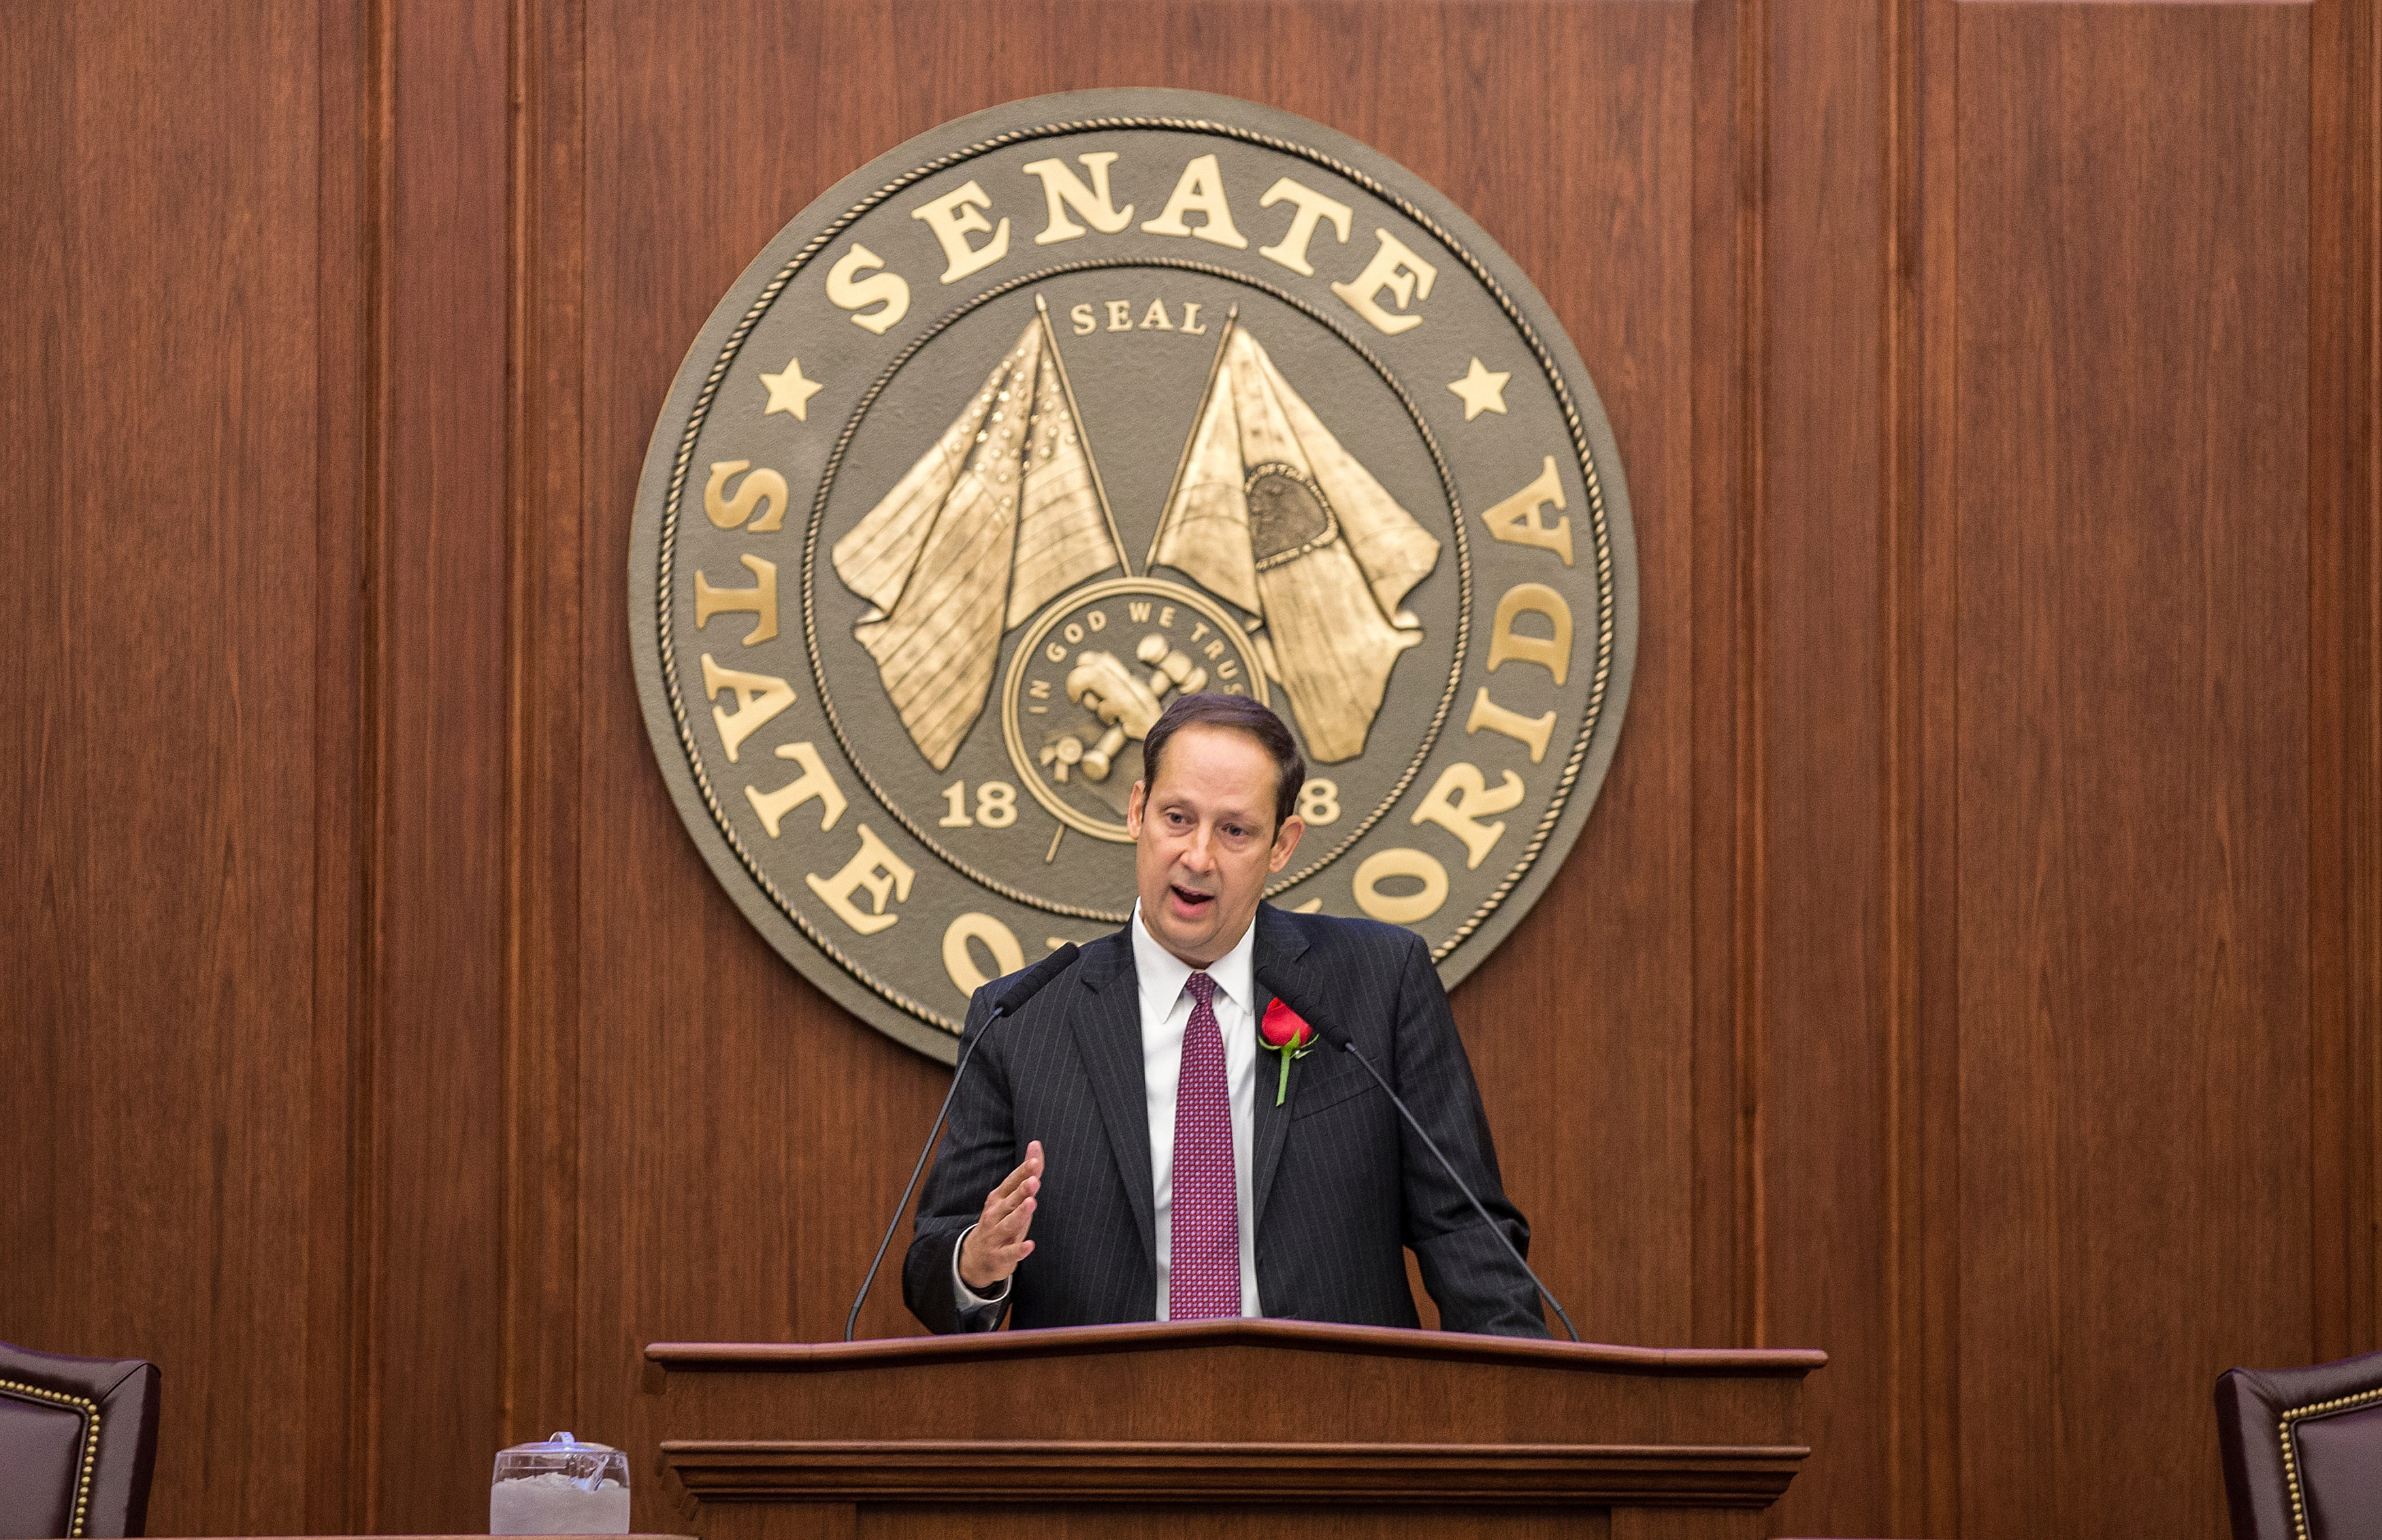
[901,903,1548,1337]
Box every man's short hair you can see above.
[1139,693,1306,832]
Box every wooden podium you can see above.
[646,1320,1824,1539]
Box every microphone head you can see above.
[990,941,1081,1018]
[1254,965,1353,1050]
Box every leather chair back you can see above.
[0,1342,161,1539]
[2216,1348,2382,1540]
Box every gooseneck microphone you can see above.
[1256,966,1581,1343]
[844,943,1081,1342]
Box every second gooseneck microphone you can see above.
[1255,966,1582,1343]
[843,943,1080,1342]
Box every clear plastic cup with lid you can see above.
[489,1431,630,1535]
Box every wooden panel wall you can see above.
[1947,12,2315,1537]
[1,3,2373,1539]
[0,5,363,1534]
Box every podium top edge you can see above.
[645,1320,1828,1377]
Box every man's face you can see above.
[1126,724,1305,968]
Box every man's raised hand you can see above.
[958,1139,1043,1292]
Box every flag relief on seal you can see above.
[629,90,1638,1063]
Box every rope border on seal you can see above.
[654,113,1622,1033]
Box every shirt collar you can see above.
[1130,900,1256,1019]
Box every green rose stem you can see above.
[1276,1043,1295,1107]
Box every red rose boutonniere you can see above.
[1259,998,1318,1107]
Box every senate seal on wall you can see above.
[630,89,1638,1063]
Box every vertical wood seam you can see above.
[2366,0,2382,1359]
[1881,0,1925,1524]
[308,0,375,1530]
[1736,0,1773,1353]
[567,0,589,1409]
[2311,0,2349,1369]
[2310,0,2380,1368]
[354,0,395,1524]
[2353,0,2382,1360]
[1691,0,1750,1354]
[502,0,587,1449]
[1916,0,1964,1528]
[502,0,532,1447]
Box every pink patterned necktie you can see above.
[1169,970,1241,1321]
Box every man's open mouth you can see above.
[1169,884,1216,911]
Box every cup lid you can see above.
[497,1430,622,1458]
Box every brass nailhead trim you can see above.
[2277,1382,2382,1540]
[0,1377,103,1539]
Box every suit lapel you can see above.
[1250,904,1311,1230]
[1068,929,1156,1269]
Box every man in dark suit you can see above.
[902,693,1546,1337]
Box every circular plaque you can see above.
[630,88,1638,1062]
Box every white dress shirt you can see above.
[953,903,1262,1321]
